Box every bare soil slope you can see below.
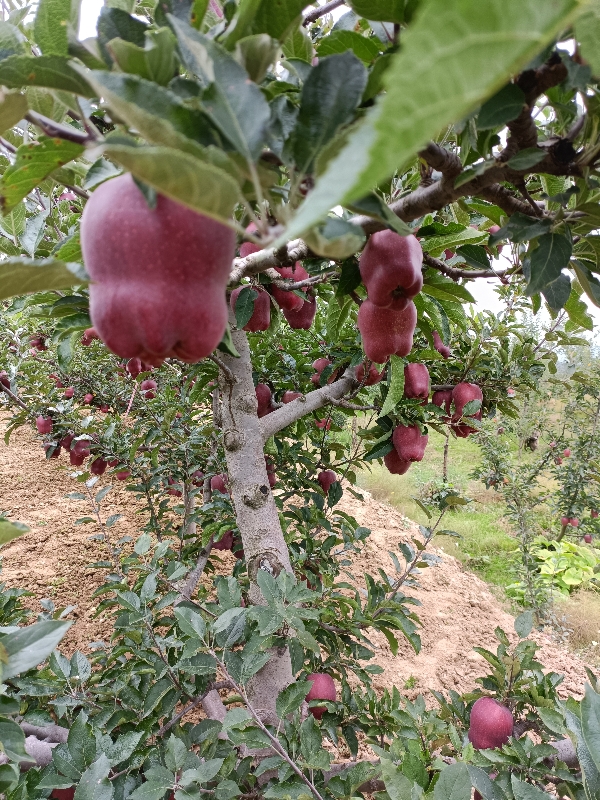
[0,420,589,699]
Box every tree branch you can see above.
[423,253,509,282]
[259,371,358,441]
[26,110,100,145]
[303,0,345,25]
[0,381,28,410]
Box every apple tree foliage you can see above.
[0,0,600,797]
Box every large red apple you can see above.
[311,358,333,386]
[230,286,271,332]
[432,389,452,419]
[384,448,411,475]
[282,391,302,403]
[213,530,234,551]
[255,384,274,417]
[305,673,336,720]
[468,697,513,750]
[140,379,157,399]
[269,264,308,312]
[359,231,423,310]
[283,288,317,329]
[317,470,337,494]
[392,424,428,462]
[36,415,53,434]
[211,474,228,494]
[81,173,235,366]
[452,383,483,421]
[91,457,107,476]
[357,299,417,362]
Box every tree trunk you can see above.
[442,432,449,482]
[218,317,294,721]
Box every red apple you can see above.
[91,458,107,476]
[269,264,308,312]
[384,449,411,475]
[63,387,74,399]
[452,382,483,421]
[315,419,331,430]
[359,231,423,310]
[432,330,451,359]
[561,516,570,527]
[585,534,593,544]
[432,389,453,419]
[592,510,599,519]
[44,443,61,459]
[167,477,182,497]
[229,286,271,332]
[283,289,317,329]
[81,174,236,365]
[84,393,94,404]
[30,334,47,351]
[36,415,53,434]
[282,391,302,403]
[51,789,75,800]
[81,327,99,346]
[99,405,110,413]
[213,530,234,551]
[392,424,428,462]
[570,517,580,527]
[356,364,383,385]
[317,470,337,494]
[0,371,9,389]
[255,384,274,417]
[358,299,417,362]
[60,433,74,451]
[305,673,337,720]
[468,697,513,750]
[554,457,563,465]
[211,474,228,494]
[404,363,429,400]
[116,470,131,480]
[311,358,333,386]
[563,448,571,457]
[140,379,157,399]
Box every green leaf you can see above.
[466,766,504,800]
[346,193,411,236]
[2,619,71,679]
[0,257,87,301]
[174,604,206,639]
[507,147,546,169]
[0,92,27,136]
[455,244,490,271]
[102,143,241,224]
[434,762,471,800]
[348,0,405,23]
[0,21,27,60]
[292,51,367,174]
[380,354,405,417]
[317,30,381,64]
[304,216,366,259]
[541,273,571,311]
[0,137,83,213]
[34,0,71,56]
[574,0,600,78]
[380,758,419,800]
[510,775,552,800]
[581,685,600,773]
[326,294,353,340]
[234,286,258,328]
[250,0,305,41]
[282,25,313,62]
[108,27,178,86]
[574,260,600,308]
[525,233,572,296]
[217,324,241,357]
[277,0,579,244]
[0,518,27,545]
[74,754,113,800]
[0,55,94,96]
[276,680,312,719]
[565,286,593,331]
[421,227,487,257]
[170,17,270,162]
[0,717,32,762]
[97,7,147,65]
[336,259,362,296]
[477,83,525,129]
[182,759,224,785]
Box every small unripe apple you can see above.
[404,363,429,400]
[230,286,271,332]
[81,173,236,365]
[305,673,337,720]
[317,470,337,494]
[36,415,53,434]
[355,363,383,385]
[359,230,423,310]
[384,449,411,475]
[213,530,234,551]
[44,443,61,459]
[91,458,107,476]
[84,393,94,404]
[282,391,302,403]
[432,331,451,359]
[563,448,571,457]
[140,379,157,399]
[392,424,428,462]
[585,534,593,544]
[81,327,99,346]
[211,474,228,494]
[63,387,74,399]
[592,510,599,519]
[468,697,513,750]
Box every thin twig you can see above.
[0,382,28,410]
[303,0,345,25]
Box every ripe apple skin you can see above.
[36,415,53,434]
[282,391,302,403]
[116,470,131,480]
[140,379,157,399]
[585,534,593,544]
[81,173,236,366]
[81,327,99,346]
[91,458,107,476]
[432,330,451,359]
[359,231,423,310]
[305,673,336,720]
[432,389,453,420]
[211,474,228,494]
[283,289,317,329]
[570,517,579,527]
[230,286,271,332]
[0,371,9,389]
[213,530,234,551]
[384,448,411,475]
[561,516,570,526]
[311,358,333,386]
[393,424,428,462]
[358,299,417,363]
[317,470,337,494]
[592,510,599,519]
[563,448,571,457]
[315,419,331,430]
[70,450,86,467]
[404,363,429,400]
[63,387,75,399]
[255,383,274,417]
[452,382,483,421]
[356,364,383,385]
[468,696,513,750]
[84,393,94,404]
[269,264,308,312]
[44,443,61,459]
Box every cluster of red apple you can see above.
[356,231,423,363]
[383,367,483,475]
[35,418,131,478]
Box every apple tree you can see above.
[1,0,600,797]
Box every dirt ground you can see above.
[0,419,591,700]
